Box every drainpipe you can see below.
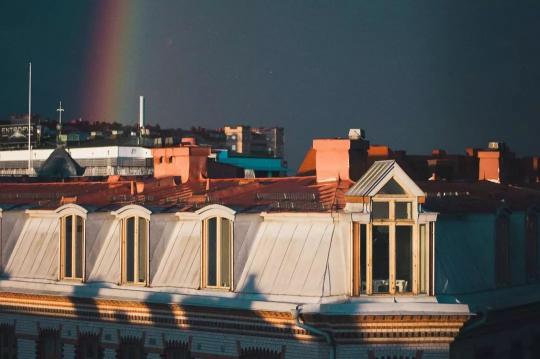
[292,305,336,359]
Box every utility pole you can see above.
[27,62,32,174]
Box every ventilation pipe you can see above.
[292,305,335,359]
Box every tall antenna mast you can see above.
[56,100,64,146]
[27,62,32,173]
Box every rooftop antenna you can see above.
[27,62,32,174]
[56,101,64,146]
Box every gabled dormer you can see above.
[345,160,436,296]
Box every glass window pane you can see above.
[372,202,389,220]
[419,224,427,294]
[372,225,389,293]
[75,216,84,279]
[395,202,413,220]
[360,224,367,294]
[138,219,147,283]
[126,217,135,282]
[220,218,231,287]
[396,226,412,292]
[65,216,73,278]
[378,178,406,194]
[206,218,217,286]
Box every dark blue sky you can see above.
[1,1,539,168]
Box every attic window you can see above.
[378,178,406,195]
[60,215,85,280]
[121,216,149,285]
[203,217,232,289]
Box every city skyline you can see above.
[1,1,539,168]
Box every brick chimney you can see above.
[313,130,369,182]
[153,146,211,183]
[478,142,515,183]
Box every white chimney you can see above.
[348,128,365,140]
[139,96,145,131]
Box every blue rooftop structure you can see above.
[215,150,287,177]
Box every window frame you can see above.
[121,216,150,286]
[112,205,152,287]
[351,180,434,296]
[55,204,88,282]
[202,216,233,290]
[59,214,85,281]
[368,195,418,295]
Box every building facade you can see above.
[0,160,471,358]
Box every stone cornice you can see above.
[0,291,469,344]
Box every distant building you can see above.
[224,125,252,154]
[224,125,284,158]
[0,145,153,176]
[0,119,41,149]
[253,126,285,158]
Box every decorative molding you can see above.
[0,292,469,345]
[111,204,152,220]
[195,204,236,221]
[55,204,88,220]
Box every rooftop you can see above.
[0,173,539,214]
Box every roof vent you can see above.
[348,128,365,140]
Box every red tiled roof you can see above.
[1,176,538,214]
[0,177,354,213]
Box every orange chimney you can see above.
[313,136,368,182]
[478,149,502,182]
[152,146,210,183]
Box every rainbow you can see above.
[80,1,143,124]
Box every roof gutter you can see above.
[292,305,335,359]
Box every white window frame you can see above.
[60,214,85,281]
[351,178,435,296]
[111,205,152,286]
[55,204,88,282]
[121,216,149,286]
[193,204,236,291]
[202,217,233,289]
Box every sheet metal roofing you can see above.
[345,160,424,198]
[346,160,395,197]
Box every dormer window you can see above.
[346,160,434,296]
[121,216,149,285]
[202,217,232,289]
[60,215,85,280]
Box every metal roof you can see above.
[346,160,425,198]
